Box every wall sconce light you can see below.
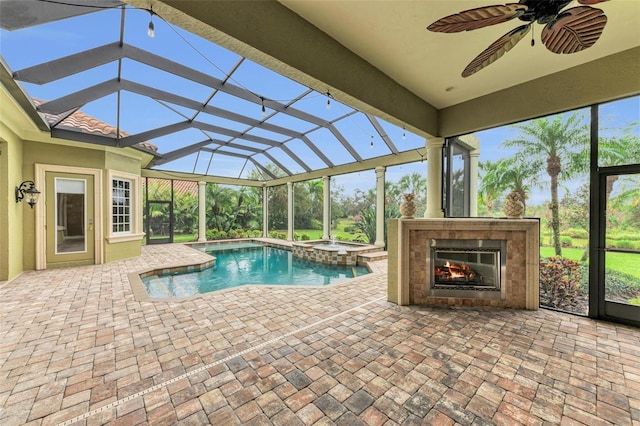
[15,180,40,209]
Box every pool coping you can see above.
[128,239,385,302]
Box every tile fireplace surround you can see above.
[387,218,540,310]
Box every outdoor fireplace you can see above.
[388,218,539,310]
[427,239,506,299]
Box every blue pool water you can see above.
[142,243,370,298]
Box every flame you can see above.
[435,260,478,282]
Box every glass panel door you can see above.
[443,137,470,217]
[45,172,95,268]
[599,169,640,325]
[146,200,173,244]
[56,178,86,253]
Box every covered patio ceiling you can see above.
[0,0,426,186]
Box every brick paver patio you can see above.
[1,244,638,425]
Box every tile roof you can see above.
[32,99,157,152]
[172,180,198,196]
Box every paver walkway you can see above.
[0,244,638,425]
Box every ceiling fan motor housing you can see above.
[518,0,573,24]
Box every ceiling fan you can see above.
[427,0,610,77]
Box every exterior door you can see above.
[146,200,173,244]
[443,137,471,217]
[45,172,95,267]
[596,167,640,326]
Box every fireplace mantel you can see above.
[387,218,540,310]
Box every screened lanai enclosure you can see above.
[1,0,429,251]
[0,0,426,183]
[2,0,639,327]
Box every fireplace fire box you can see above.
[427,239,506,300]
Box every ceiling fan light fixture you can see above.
[427,0,610,77]
[147,6,155,38]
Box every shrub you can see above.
[343,226,358,234]
[560,236,573,247]
[603,268,640,301]
[269,231,287,240]
[300,233,311,241]
[540,257,584,310]
[564,228,588,239]
[608,232,640,241]
[205,228,229,240]
[628,298,640,306]
[228,229,246,239]
[612,240,638,250]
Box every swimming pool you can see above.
[141,242,370,298]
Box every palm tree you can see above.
[598,125,640,203]
[206,183,234,232]
[503,112,589,256]
[479,160,506,216]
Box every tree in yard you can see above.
[388,172,426,217]
[206,183,234,232]
[479,160,509,216]
[354,202,400,247]
[480,156,540,215]
[560,182,590,261]
[174,192,198,234]
[598,125,640,205]
[503,112,589,256]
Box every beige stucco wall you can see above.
[0,125,25,281]
[104,151,146,263]
[21,142,102,270]
[104,241,141,264]
[1,83,150,278]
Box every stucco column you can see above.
[374,166,385,247]
[323,176,331,240]
[197,181,206,242]
[469,149,480,217]
[424,138,445,218]
[287,182,294,241]
[262,184,268,237]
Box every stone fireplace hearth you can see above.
[387,218,539,310]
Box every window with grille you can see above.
[112,178,131,234]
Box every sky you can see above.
[1,2,638,206]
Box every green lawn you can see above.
[540,247,584,261]
[174,233,196,243]
[605,252,640,280]
[540,247,640,280]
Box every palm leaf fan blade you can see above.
[541,6,607,54]
[462,24,531,78]
[427,4,528,33]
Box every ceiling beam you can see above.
[140,0,438,137]
[366,114,399,154]
[145,147,429,187]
